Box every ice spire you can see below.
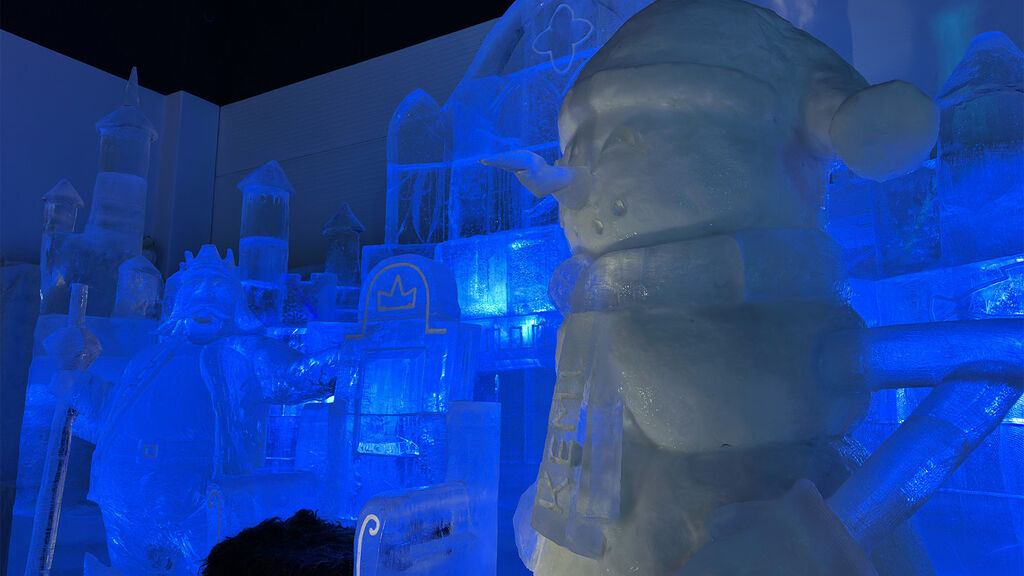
[937,32,1023,107]
[323,203,365,286]
[42,179,84,233]
[322,202,365,236]
[238,160,296,195]
[124,66,140,107]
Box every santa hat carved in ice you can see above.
[485,0,938,258]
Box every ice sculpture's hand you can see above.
[678,480,876,576]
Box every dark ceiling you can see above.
[1,1,513,105]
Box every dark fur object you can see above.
[202,510,355,575]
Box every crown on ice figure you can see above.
[377,274,417,312]
[182,245,238,276]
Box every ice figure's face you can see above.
[554,66,806,258]
[171,270,238,344]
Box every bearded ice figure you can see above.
[481,0,975,575]
[84,245,343,576]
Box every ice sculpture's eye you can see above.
[599,126,642,158]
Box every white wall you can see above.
[212,20,498,271]
[0,31,166,266]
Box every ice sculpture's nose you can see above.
[480,150,589,209]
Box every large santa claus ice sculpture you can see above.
[485,1,1023,574]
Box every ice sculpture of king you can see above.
[480,1,1024,575]
[82,245,341,575]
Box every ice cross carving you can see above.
[533,4,594,74]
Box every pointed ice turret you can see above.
[323,202,365,286]
[937,32,1023,151]
[42,179,84,233]
[936,32,1024,267]
[95,67,158,178]
[238,160,295,325]
[86,67,158,250]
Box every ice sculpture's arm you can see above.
[227,336,349,404]
[819,319,1024,550]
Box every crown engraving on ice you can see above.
[377,274,417,312]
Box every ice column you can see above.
[238,160,294,326]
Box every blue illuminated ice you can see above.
[78,246,343,575]
[323,202,365,287]
[482,1,1021,575]
[39,68,158,317]
[937,31,1023,267]
[238,160,294,326]
[113,255,163,318]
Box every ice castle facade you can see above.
[5,1,1023,575]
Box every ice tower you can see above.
[41,180,83,234]
[323,202,364,287]
[88,67,157,253]
[39,68,158,316]
[238,160,294,325]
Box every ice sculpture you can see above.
[24,284,100,576]
[39,67,159,317]
[282,272,338,325]
[823,31,1024,575]
[291,255,500,572]
[41,179,84,234]
[238,160,294,326]
[480,1,1021,574]
[113,255,162,318]
[324,202,365,287]
[71,245,343,575]
[382,3,657,569]
[355,402,501,576]
[323,202,365,322]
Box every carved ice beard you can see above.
[160,268,244,345]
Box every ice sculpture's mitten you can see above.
[678,480,876,576]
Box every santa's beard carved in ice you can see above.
[484,0,939,574]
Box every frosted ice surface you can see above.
[238,161,294,325]
[829,80,939,182]
[937,32,1024,110]
[323,202,364,286]
[113,255,163,318]
[937,33,1023,266]
[513,482,541,570]
[42,179,83,233]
